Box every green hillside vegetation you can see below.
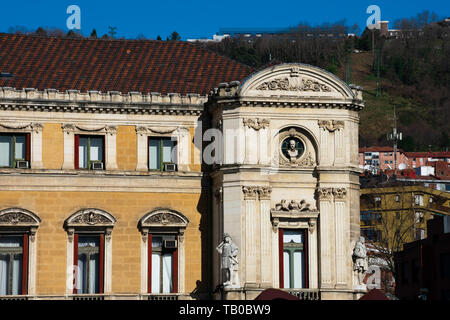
[196,12,449,151]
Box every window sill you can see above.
[0,168,202,177]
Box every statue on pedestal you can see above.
[216,233,240,288]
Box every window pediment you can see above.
[64,208,116,228]
[0,207,41,227]
[139,209,189,229]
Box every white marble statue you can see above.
[353,236,368,289]
[287,139,298,160]
[216,233,240,288]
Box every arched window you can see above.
[64,208,116,296]
[0,208,40,296]
[138,209,188,296]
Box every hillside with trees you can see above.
[194,11,449,152]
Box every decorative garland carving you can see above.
[65,208,116,228]
[273,199,315,212]
[0,123,31,130]
[140,209,189,228]
[243,118,270,130]
[318,120,344,132]
[0,212,36,224]
[0,208,40,226]
[255,77,332,92]
[146,212,185,225]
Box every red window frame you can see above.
[147,233,178,294]
[0,233,28,295]
[73,233,105,294]
[74,135,105,170]
[278,228,308,289]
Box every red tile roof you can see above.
[0,33,254,95]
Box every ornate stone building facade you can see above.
[0,34,364,300]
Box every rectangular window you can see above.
[0,134,30,168]
[148,234,178,294]
[279,229,307,289]
[0,234,28,295]
[148,137,177,171]
[73,234,104,294]
[75,135,105,170]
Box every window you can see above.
[415,228,425,240]
[0,208,40,297]
[139,209,188,295]
[395,195,401,202]
[0,235,27,295]
[64,209,115,295]
[401,262,409,284]
[148,137,177,171]
[279,229,307,289]
[0,133,30,168]
[149,234,177,294]
[75,135,104,170]
[74,234,104,294]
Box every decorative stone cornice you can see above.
[316,187,334,200]
[243,118,270,130]
[0,87,206,116]
[318,120,345,132]
[242,186,272,200]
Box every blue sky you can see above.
[0,0,448,40]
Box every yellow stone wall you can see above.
[0,190,205,295]
[116,125,137,171]
[42,123,64,169]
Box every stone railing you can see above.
[0,295,29,300]
[284,289,320,300]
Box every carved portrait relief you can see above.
[274,127,316,168]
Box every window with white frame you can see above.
[64,209,116,296]
[138,209,188,295]
[0,208,40,297]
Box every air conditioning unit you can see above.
[163,163,177,172]
[91,161,104,170]
[16,160,29,169]
[163,240,177,249]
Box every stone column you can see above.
[30,123,43,169]
[62,124,75,170]
[105,125,118,170]
[258,187,272,287]
[136,126,148,171]
[140,230,148,294]
[333,188,348,288]
[308,220,319,289]
[242,186,258,287]
[178,230,186,294]
[317,187,334,288]
[104,228,113,294]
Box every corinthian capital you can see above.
[318,120,344,132]
[333,187,347,200]
[316,187,333,200]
